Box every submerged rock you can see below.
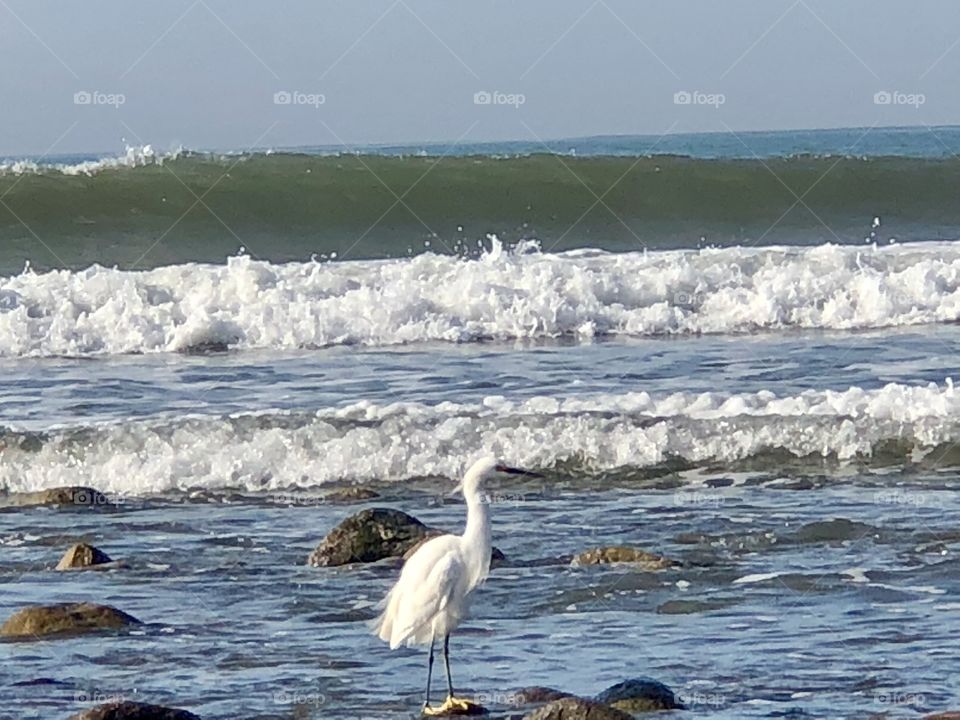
[56,543,114,571]
[594,678,683,712]
[571,546,677,570]
[510,688,574,705]
[523,697,632,720]
[307,508,433,566]
[0,602,140,639]
[323,487,381,503]
[0,487,110,509]
[67,701,201,720]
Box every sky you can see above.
[1,0,960,157]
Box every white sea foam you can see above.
[1,381,958,496]
[2,239,960,357]
[0,145,181,176]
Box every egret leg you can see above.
[421,637,476,716]
[443,633,454,699]
[423,636,436,710]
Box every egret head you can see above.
[453,456,541,497]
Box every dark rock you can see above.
[792,518,877,543]
[67,701,201,720]
[510,688,574,705]
[323,487,381,503]
[0,602,140,639]
[656,599,732,614]
[523,697,633,720]
[308,508,508,568]
[0,487,110,509]
[594,678,683,712]
[307,508,433,567]
[925,714,960,720]
[56,543,114,571]
[571,546,677,570]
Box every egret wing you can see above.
[389,548,466,648]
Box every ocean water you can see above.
[3,128,960,720]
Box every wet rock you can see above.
[510,687,574,705]
[56,543,114,571]
[0,602,140,639]
[0,487,110,509]
[323,487,381,503]
[792,518,877,543]
[523,697,632,720]
[656,599,732,614]
[925,714,960,720]
[307,508,433,567]
[403,532,506,566]
[594,678,683,712]
[571,546,677,570]
[67,701,201,720]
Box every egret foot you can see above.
[421,695,487,716]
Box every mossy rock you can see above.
[571,546,677,570]
[0,487,110,509]
[323,487,381,503]
[67,701,201,720]
[594,678,683,711]
[56,543,114,571]
[523,696,633,720]
[0,602,140,639]
[307,508,433,566]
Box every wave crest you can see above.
[1,240,960,357]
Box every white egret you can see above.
[373,456,540,716]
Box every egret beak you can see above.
[495,464,544,478]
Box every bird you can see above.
[372,456,540,716]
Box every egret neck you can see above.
[461,475,492,587]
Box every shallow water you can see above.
[3,327,960,719]
[3,468,958,719]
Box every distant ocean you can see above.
[3,127,960,719]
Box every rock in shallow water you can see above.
[0,487,110,509]
[509,687,574,705]
[67,701,201,720]
[571,546,677,570]
[56,543,113,571]
[309,507,505,567]
[323,486,381,503]
[523,697,633,720]
[307,508,433,566]
[0,602,140,639]
[594,678,684,711]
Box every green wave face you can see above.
[1,153,958,273]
